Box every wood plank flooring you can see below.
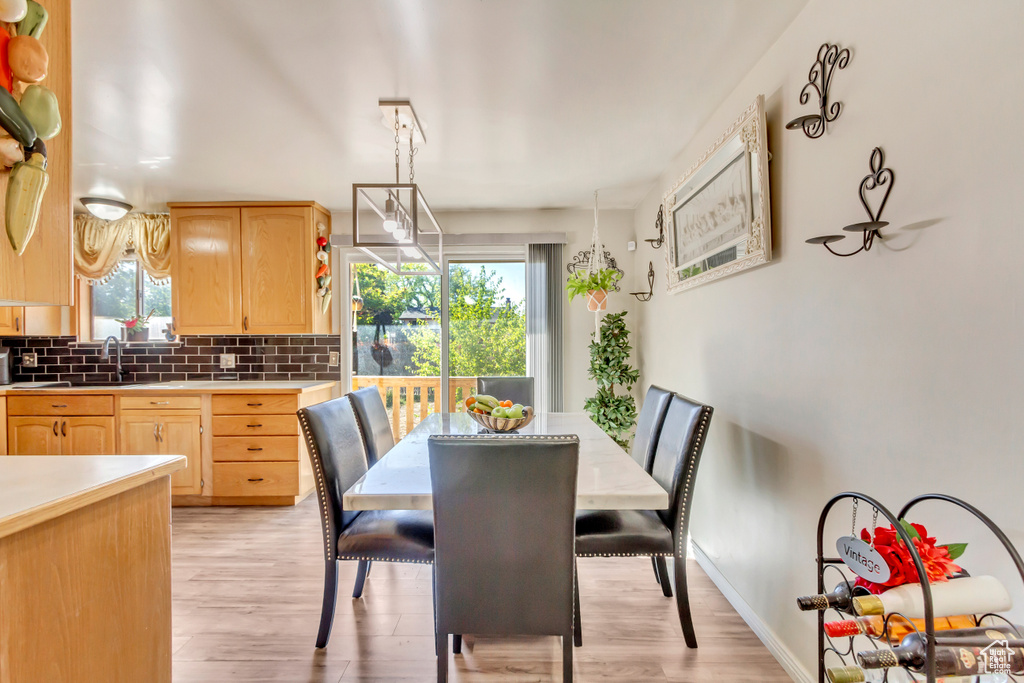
[171,500,793,682]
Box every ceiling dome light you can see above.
[81,196,133,221]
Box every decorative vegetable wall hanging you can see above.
[315,230,332,314]
[0,0,58,256]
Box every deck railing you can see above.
[351,376,478,439]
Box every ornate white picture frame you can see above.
[663,95,771,294]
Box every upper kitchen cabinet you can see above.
[0,0,72,306]
[169,202,332,335]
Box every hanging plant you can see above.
[584,311,639,449]
[566,268,621,311]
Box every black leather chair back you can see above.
[476,376,535,407]
[349,386,396,465]
[428,434,579,636]
[631,385,673,472]
[297,396,369,561]
[649,394,713,538]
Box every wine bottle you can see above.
[857,624,1024,675]
[797,582,869,613]
[827,664,1009,682]
[852,575,1012,619]
[824,614,978,643]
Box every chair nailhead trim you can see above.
[576,553,672,558]
[337,556,432,564]
[431,434,579,442]
[298,410,335,563]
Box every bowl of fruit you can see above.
[465,394,535,433]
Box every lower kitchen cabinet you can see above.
[8,415,116,455]
[120,411,203,496]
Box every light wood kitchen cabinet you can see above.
[0,307,64,336]
[8,415,115,455]
[169,202,332,335]
[169,207,243,335]
[0,0,72,306]
[120,410,203,496]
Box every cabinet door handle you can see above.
[52,420,58,436]
[61,421,66,438]
[247,424,262,428]
[51,404,67,408]
[247,447,263,451]
[15,316,20,332]
[243,316,248,331]
[150,401,170,405]
[153,423,159,442]
[247,477,264,482]
[247,402,263,407]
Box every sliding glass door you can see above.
[445,260,526,410]
[346,249,528,438]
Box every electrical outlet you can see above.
[219,353,236,369]
[21,352,37,368]
[328,351,340,367]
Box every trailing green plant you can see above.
[566,268,622,302]
[583,311,639,449]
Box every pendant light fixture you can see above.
[352,99,443,275]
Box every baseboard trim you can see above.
[691,542,814,683]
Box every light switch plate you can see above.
[328,351,340,367]
[21,352,37,367]
[220,353,236,369]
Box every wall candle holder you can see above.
[785,42,851,139]
[807,147,894,257]
[630,261,655,302]
[645,206,665,249]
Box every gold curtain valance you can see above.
[73,213,171,284]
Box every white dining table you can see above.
[343,412,669,511]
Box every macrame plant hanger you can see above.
[588,190,607,341]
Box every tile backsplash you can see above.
[1,335,341,384]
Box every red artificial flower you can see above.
[317,236,328,247]
[124,318,137,328]
[854,522,963,595]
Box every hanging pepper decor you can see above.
[315,233,332,314]
[0,0,56,256]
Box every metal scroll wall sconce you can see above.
[806,147,895,257]
[785,43,851,139]
[645,206,665,249]
[630,261,655,302]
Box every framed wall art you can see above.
[663,95,772,293]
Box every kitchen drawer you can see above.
[120,395,202,411]
[212,394,298,415]
[7,395,114,416]
[212,435,300,462]
[212,414,299,437]
[213,462,298,497]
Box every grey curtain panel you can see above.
[526,243,564,412]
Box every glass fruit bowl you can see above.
[467,406,535,433]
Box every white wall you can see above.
[333,208,636,412]
[630,1,1024,678]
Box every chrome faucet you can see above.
[100,336,129,382]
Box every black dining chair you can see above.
[349,386,396,466]
[574,393,713,649]
[298,396,434,649]
[476,376,535,407]
[429,434,579,682]
[631,385,675,596]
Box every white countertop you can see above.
[344,412,670,511]
[0,455,185,539]
[1,380,339,394]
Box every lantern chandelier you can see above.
[352,99,443,275]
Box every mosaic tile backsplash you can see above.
[1,335,342,384]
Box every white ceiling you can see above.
[72,0,807,213]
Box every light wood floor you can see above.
[171,499,793,682]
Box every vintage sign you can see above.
[836,535,891,583]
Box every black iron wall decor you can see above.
[785,42,851,139]
[807,146,895,257]
[630,261,655,302]
[645,206,665,249]
[566,248,624,291]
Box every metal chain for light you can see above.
[851,497,858,537]
[393,107,401,184]
[408,134,417,184]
